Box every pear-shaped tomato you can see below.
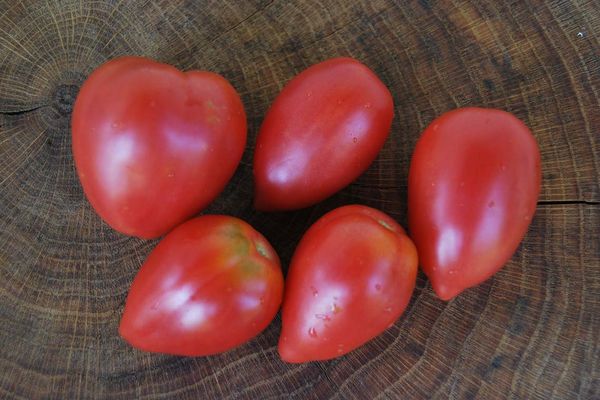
[408,107,541,300]
[279,205,417,362]
[119,215,283,356]
[253,58,393,211]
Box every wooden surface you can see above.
[0,0,598,399]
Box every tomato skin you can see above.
[278,205,417,363]
[119,215,283,356]
[253,58,394,211]
[408,108,541,301]
[72,57,246,239]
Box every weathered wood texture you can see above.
[0,0,598,399]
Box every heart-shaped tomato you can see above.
[72,57,246,238]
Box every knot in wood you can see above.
[52,84,79,116]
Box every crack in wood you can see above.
[537,200,599,206]
[0,104,47,116]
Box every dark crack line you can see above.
[537,200,599,206]
[0,104,47,116]
[201,0,276,50]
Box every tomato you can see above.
[72,57,246,239]
[278,205,417,363]
[119,215,283,356]
[253,58,394,211]
[408,107,541,301]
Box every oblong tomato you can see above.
[119,215,283,356]
[408,107,541,301]
[72,57,246,239]
[253,58,394,211]
[278,205,417,363]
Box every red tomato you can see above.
[278,205,417,363]
[253,58,394,211]
[119,215,283,356]
[72,57,246,239]
[408,107,541,301]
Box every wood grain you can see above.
[0,0,598,399]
